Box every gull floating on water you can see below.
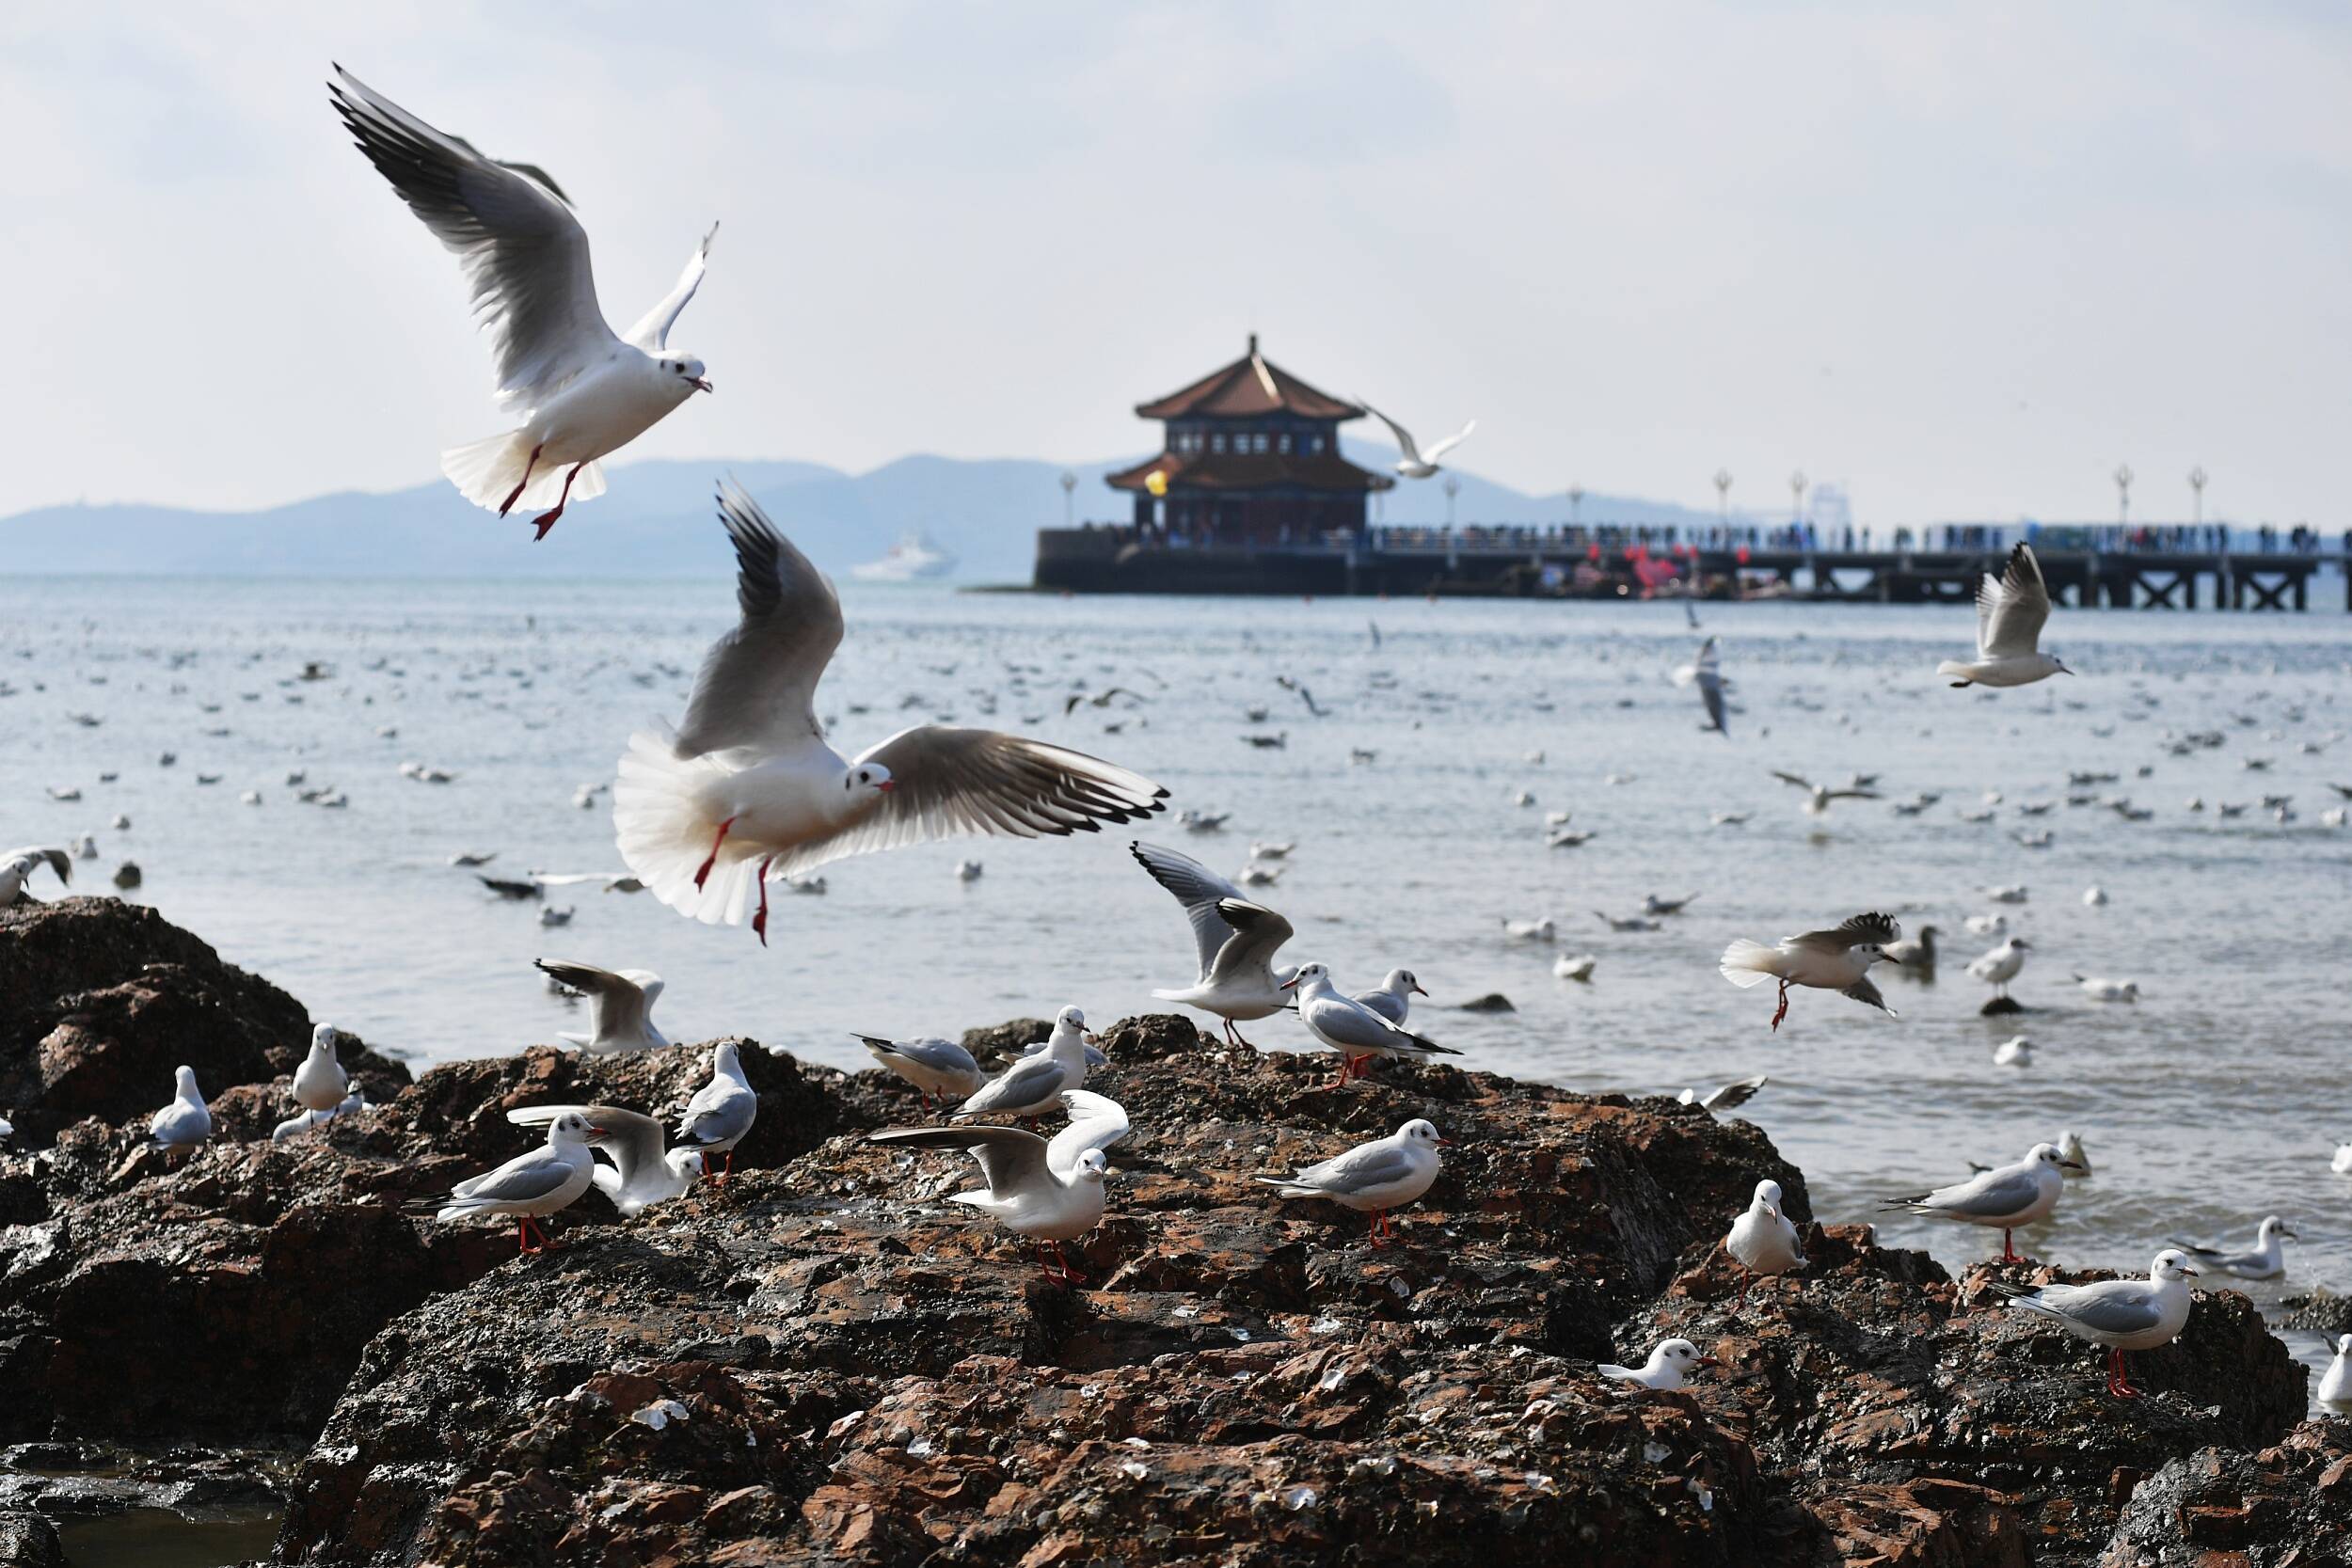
[1724,1178,1805,1307]
[1720,912,1900,1031]
[328,68,716,538]
[1990,1249,2197,1398]
[534,959,668,1053]
[1594,911,1661,933]
[1502,916,1556,942]
[1283,963,1459,1085]
[1553,952,1597,981]
[1356,401,1475,480]
[857,1034,985,1111]
[405,1110,603,1255]
[150,1065,213,1149]
[1880,925,1938,973]
[2072,974,2140,1003]
[1255,1118,1446,1247]
[614,484,1166,945]
[1938,543,2072,689]
[1643,893,1701,916]
[1880,1142,2080,1263]
[1599,1339,1717,1391]
[1132,842,1297,1047]
[2082,886,2108,907]
[2169,1214,2296,1281]
[870,1090,1126,1286]
[1993,1035,2033,1067]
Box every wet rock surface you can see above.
[0,902,2341,1565]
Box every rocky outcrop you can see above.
[0,896,407,1145]
[2097,1420,2352,1564]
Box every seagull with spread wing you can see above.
[614,483,1167,942]
[1720,911,1901,1032]
[328,67,716,538]
[1938,542,2072,688]
[506,1102,703,1216]
[1772,771,1881,816]
[1131,842,1297,1046]
[533,959,668,1053]
[1673,637,1730,736]
[1357,401,1476,480]
[869,1089,1128,1286]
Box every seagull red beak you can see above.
[875,779,896,793]
[1695,1357,1722,1369]
[1279,975,1298,990]
[1435,1136,1454,1147]
[691,377,714,393]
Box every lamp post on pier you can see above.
[1444,473,1460,531]
[2188,466,2206,528]
[1713,468,1732,520]
[2114,464,2134,526]
[1567,484,1583,530]
[1059,469,1076,528]
[1789,470,1807,525]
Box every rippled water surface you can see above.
[6,573,2348,1394]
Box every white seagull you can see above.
[856,1034,986,1111]
[1880,1141,2082,1263]
[2320,1334,2352,1411]
[2170,1214,2296,1281]
[534,959,669,1053]
[1282,963,1461,1085]
[1990,1249,2198,1398]
[1131,842,1296,1046]
[1357,401,1475,480]
[1772,771,1881,816]
[870,1089,1127,1286]
[1720,911,1900,1032]
[957,1006,1092,1121]
[1966,937,2029,1001]
[328,68,716,539]
[614,484,1166,943]
[405,1110,604,1255]
[1679,1074,1769,1114]
[2072,974,2140,1003]
[150,1065,213,1150]
[1553,952,1597,982]
[1938,542,2072,689]
[1353,968,1429,1025]
[675,1040,759,1184]
[291,1023,351,1132]
[1724,1178,1806,1306]
[1255,1118,1447,1247]
[0,847,71,905]
[1598,1339,1717,1392]
[1683,638,1729,736]
[507,1103,701,1217]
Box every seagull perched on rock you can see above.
[957,1006,1093,1121]
[1720,912,1900,1032]
[290,1023,351,1132]
[856,1034,986,1111]
[2170,1215,2296,1281]
[1939,542,2072,689]
[1283,963,1460,1085]
[1989,1250,2197,1398]
[1352,969,1428,1025]
[614,484,1165,944]
[150,1066,213,1150]
[534,959,668,1053]
[1724,1178,1805,1307]
[328,68,717,538]
[507,1103,703,1216]
[1357,402,1475,480]
[1256,1118,1446,1247]
[674,1040,759,1184]
[1966,937,2028,1001]
[870,1089,1127,1286]
[0,847,71,905]
[1598,1339,1717,1392]
[1772,771,1880,816]
[405,1110,603,1255]
[1880,1141,2081,1263]
[1132,842,1296,1047]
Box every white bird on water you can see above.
[1356,401,1475,480]
[1553,952,1597,982]
[1990,1250,2198,1399]
[2170,1215,2296,1281]
[1131,843,1296,1046]
[2320,1334,2352,1412]
[1599,1339,1717,1392]
[2072,974,2140,1003]
[613,484,1166,944]
[534,959,669,1053]
[1255,1118,1447,1247]
[1719,911,1901,1032]
[1993,1035,2033,1067]
[327,68,716,539]
[1724,1179,1806,1306]
[1938,542,2073,689]
[1880,1142,2081,1263]
[150,1066,213,1150]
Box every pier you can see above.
[1033,523,2346,609]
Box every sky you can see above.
[6,2,2347,528]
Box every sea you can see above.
[5,573,2349,1409]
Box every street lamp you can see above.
[1058,469,1076,528]
[2188,466,2206,527]
[1443,473,1461,531]
[1713,468,1732,520]
[1788,470,1807,525]
[2114,464,2133,525]
[1567,484,1583,528]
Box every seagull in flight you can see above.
[1772,771,1881,816]
[1356,400,1476,480]
[1720,911,1901,1032]
[1132,842,1296,1047]
[614,483,1167,943]
[1938,543,2072,689]
[328,67,716,539]
[1673,638,1730,736]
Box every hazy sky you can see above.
[8,2,2346,526]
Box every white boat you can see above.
[850,533,958,582]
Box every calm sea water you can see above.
[5,572,2348,1390]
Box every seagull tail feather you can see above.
[613,730,759,927]
[440,432,606,514]
[1719,939,1781,987]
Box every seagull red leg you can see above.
[1771,979,1790,1033]
[751,856,773,946]
[2000,1229,2023,1265]
[498,445,543,516]
[530,463,585,539]
[692,816,737,891]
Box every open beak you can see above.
[691,377,714,393]
[1411,984,1429,997]
[583,1127,609,1144]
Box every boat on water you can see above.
[850,532,958,582]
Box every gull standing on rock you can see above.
[1720,912,1900,1032]
[327,68,717,538]
[150,1066,213,1150]
[856,1034,985,1111]
[1357,402,1475,480]
[1939,543,2073,689]
[1990,1250,2198,1398]
[958,1006,1092,1121]
[1255,1119,1447,1248]
[871,1089,1127,1286]
[1353,969,1428,1025]
[405,1111,603,1255]
[2170,1215,2296,1281]
[614,484,1166,944]
[1966,937,2029,1002]
[1283,963,1460,1085]
[1880,1142,2081,1263]
[507,1104,702,1216]
[291,1023,351,1132]
[534,959,669,1053]
[675,1041,759,1185]
[1598,1339,1717,1391]
[0,847,71,905]
[1131,842,1296,1046]
[2320,1335,2352,1412]
[1724,1179,1806,1307]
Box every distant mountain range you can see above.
[1,440,1720,583]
